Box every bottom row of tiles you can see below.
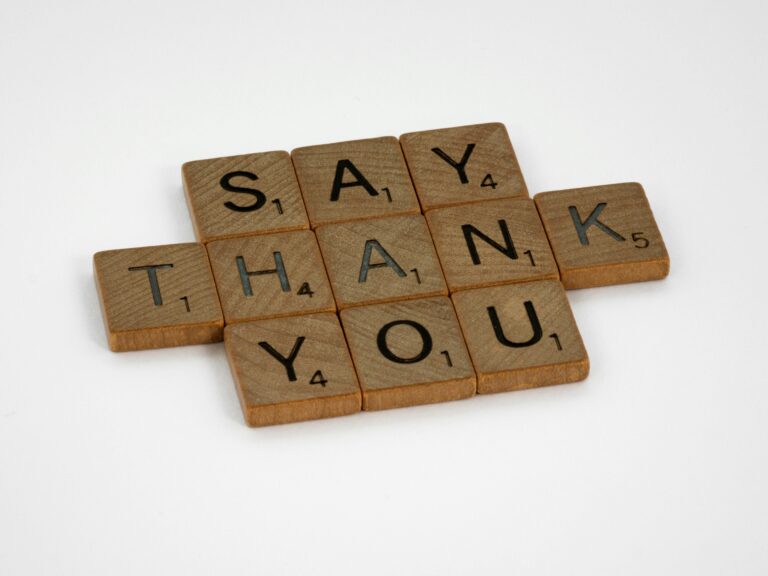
[227,280,588,427]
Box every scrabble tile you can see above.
[340,297,475,411]
[225,313,361,427]
[206,230,335,323]
[182,151,309,243]
[425,198,559,292]
[534,182,670,289]
[292,136,420,227]
[400,122,528,210]
[315,214,448,309]
[451,280,588,394]
[94,243,224,351]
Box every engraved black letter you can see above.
[431,144,475,184]
[569,203,625,246]
[128,264,174,305]
[330,159,379,201]
[258,337,305,381]
[487,302,543,348]
[358,239,407,283]
[220,171,267,212]
[462,220,518,265]
[376,320,433,364]
[236,253,291,296]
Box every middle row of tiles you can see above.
[208,198,558,323]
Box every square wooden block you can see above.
[315,214,448,309]
[207,230,335,323]
[94,243,224,351]
[425,198,559,292]
[225,313,361,427]
[291,136,420,227]
[182,151,309,243]
[400,122,528,211]
[452,280,588,394]
[340,297,476,411]
[534,182,670,289]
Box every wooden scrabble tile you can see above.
[534,183,670,289]
[315,214,448,309]
[291,136,420,227]
[425,198,559,292]
[206,230,335,323]
[340,297,475,411]
[225,313,361,427]
[182,151,309,243]
[400,122,529,210]
[451,280,588,394]
[93,243,224,351]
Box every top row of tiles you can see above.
[182,122,526,242]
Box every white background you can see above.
[1,1,766,574]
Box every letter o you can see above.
[376,319,433,364]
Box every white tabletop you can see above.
[1,1,766,574]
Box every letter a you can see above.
[330,159,379,201]
[358,239,407,283]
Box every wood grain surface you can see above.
[340,296,475,411]
[225,313,361,427]
[93,243,224,351]
[182,151,309,243]
[534,182,670,289]
[452,280,588,394]
[291,136,420,227]
[206,230,335,323]
[400,122,529,210]
[315,214,447,308]
[425,198,559,292]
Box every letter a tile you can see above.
[315,214,447,309]
[534,182,670,289]
[206,230,335,323]
[340,297,475,411]
[94,243,224,351]
[451,281,588,394]
[225,313,361,427]
[292,136,420,227]
[400,122,529,210]
[426,198,559,292]
[183,151,309,243]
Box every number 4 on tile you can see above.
[297,282,314,297]
[309,370,327,387]
[481,174,498,189]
